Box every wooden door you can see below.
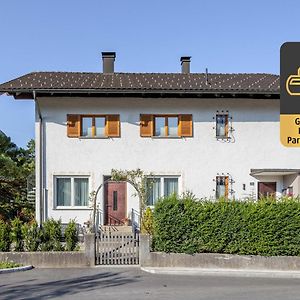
[258,182,276,198]
[104,181,126,225]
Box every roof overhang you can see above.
[250,169,300,176]
[0,89,280,100]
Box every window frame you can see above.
[153,115,180,138]
[215,114,229,139]
[80,115,108,138]
[146,176,180,207]
[54,175,90,209]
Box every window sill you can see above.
[216,136,231,140]
[54,206,92,210]
[79,136,109,139]
[151,136,182,139]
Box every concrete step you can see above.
[100,225,132,233]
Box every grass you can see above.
[0,261,21,269]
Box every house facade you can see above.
[1,52,299,226]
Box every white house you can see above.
[1,52,299,227]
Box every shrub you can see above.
[153,195,300,256]
[0,261,21,269]
[40,218,63,251]
[11,217,24,252]
[0,220,11,251]
[65,219,78,251]
[22,221,40,251]
[141,207,154,235]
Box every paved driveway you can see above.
[1,267,300,300]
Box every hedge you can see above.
[0,218,79,252]
[152,194,300,256]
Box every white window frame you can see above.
[146,175,180,208]
[54,175,90,209]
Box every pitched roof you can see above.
[0,71,280,98]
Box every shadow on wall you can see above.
[41,97,279,129]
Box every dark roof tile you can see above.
[0,72,280,95]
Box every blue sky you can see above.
[0,0,299,147]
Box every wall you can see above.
[35,96,300,224]
[139,235,300,271]
[0,252,87,268]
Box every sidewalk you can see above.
[141,267,300,279]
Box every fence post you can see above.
[139,234,151,267]
[84,233,96,266]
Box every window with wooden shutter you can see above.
[179,114,193,137]
[140,114,193,138]
[106,115,120,137]
[216,114,229,138]
[67,114,120,138]
[140,114,153,137]
[67,114,80,137]
[216,176,229,199]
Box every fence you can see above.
[96,231,139,265]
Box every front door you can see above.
[258,182,276,198]
[104,181,126,225]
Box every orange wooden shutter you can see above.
[106,115,120,137]
[225,176,229,198]
[140,114,153,137]
[67,114,80,137]
[224,115,229,137]
[179,114,193,137]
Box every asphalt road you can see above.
[1,267,300,300]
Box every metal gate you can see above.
[96,231,139,265]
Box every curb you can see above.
[141,267,300,279]
[0,265,34,274]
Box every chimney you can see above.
[180,56,191,73]
[102,52,116,73]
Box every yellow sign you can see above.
[280,43,300,147]
[286,67,300,96]
[280,114,300,146]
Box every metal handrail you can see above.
[131,208,140,234]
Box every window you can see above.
[140,114,193,137]
[154,116,179,137]
[147,178,161,206]
[113,191,118,211]
[82,117,93,137]
[164,178,178,196]
[216,114,228,138]
[56,176,89,207]
[147,177,179,206]
[216,176,228,198]
[67,114,120,138]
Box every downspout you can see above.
[33,91,44,225]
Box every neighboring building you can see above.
[0,52,299,226]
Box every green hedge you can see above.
[0,218,79,252]
[152,194,300,256]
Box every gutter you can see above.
[34,91,44,225]
[0,88,280,98]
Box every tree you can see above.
[0,130,35,221]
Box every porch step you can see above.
[100,225,133,233]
